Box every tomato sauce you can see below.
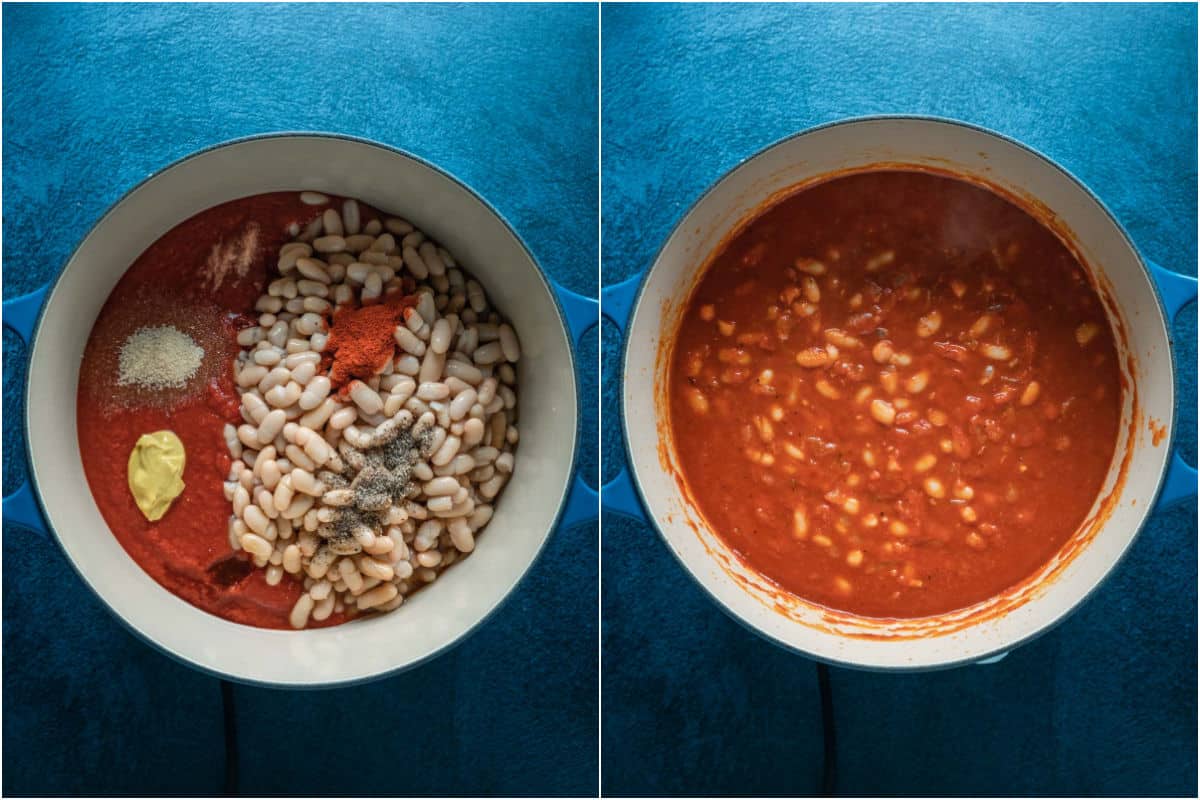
[668,170,1123,618]
[77,193,349,629]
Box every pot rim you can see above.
[618,113,1177,671]
[21,131,583,689]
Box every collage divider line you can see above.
[596,3,604,795]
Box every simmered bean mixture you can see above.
[669,170,1122,618]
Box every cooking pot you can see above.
[602,116,1196,670]
[3,133,597,688]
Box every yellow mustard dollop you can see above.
[128,430,186,521]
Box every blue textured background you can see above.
[3,4,597,796]
[601,4,1197,797]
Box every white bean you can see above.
[473,341,504,366]
[296,258,331,284]
[470,505,494,531]
[302,435,332,467]
[415,520,443,551]
[302,297,331,314]
[369,233,396,253]
[329,406,358,430]
[313,235,346,254]
[448,389,476,421]
[290,468,323,496]
[256,488,279,521]
[342,199,361,235]
[462,418,486,447]
[430,318,452,354]
[321,208,343,237]
[419,350,446,384]
[417,293,437,325]
[243,505,269,536]
[257,409,286,444]
[403,245,429,279]
[284,493,315,520]
[311,594,336,621]
[268,321,290,348]
[394,354,421,375]
[237,327,264,346]
[394,325,426,356]
[498,325,521,362]
[233,485,251,517]
[479,473,507,500]
[237,424,259,449]
[259,366,291,393]
[291,360,318,386]
[282,544,302,574]
[296,279,329,298]
[444,359,483,385]
[349,381,383,415]
[448,518,475,552]
[253,349,282,367]
[299,397,337,429]
[417,382,450,401]
[423,476,459,497]
[273,475,295,512]
[358,557,394,582]
[266,381,302,408]
[285,444,316,473]
[285,351,320,369]
[357,583,399,610]
[289,593,314,629]
[299,376,331,410]
[241,532,272,561]
[237,364,269,388]
[466,280,486,313]
[255,296,283,313]
[431,435,461,467]
[363,272,383,301]
[240,392,269,424]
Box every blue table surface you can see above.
[3,4,597,796]
[601,4,1197,797]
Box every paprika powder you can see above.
[323,287,419,389]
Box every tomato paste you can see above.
[77,193,353,629]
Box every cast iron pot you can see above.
[603,116,1196,671]
[3,134,597,688]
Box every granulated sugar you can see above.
[118,325,204,389]
[201,223,260,293]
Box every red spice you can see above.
[324,290,418,389]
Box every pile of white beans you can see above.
[222,192,520,629]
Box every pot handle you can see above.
[598,275,649,522]
[552,281,601,530]
[2,286,50,538]
[600,273,641,337]
[1148,259,1197,320]
[1146,260,1198,510]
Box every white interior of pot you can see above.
[624,118,1174,670]
[26,136,578,687]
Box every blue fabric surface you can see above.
[601,4,1197,796]
[3,4,597,796]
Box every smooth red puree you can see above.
[77,193,366,628]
